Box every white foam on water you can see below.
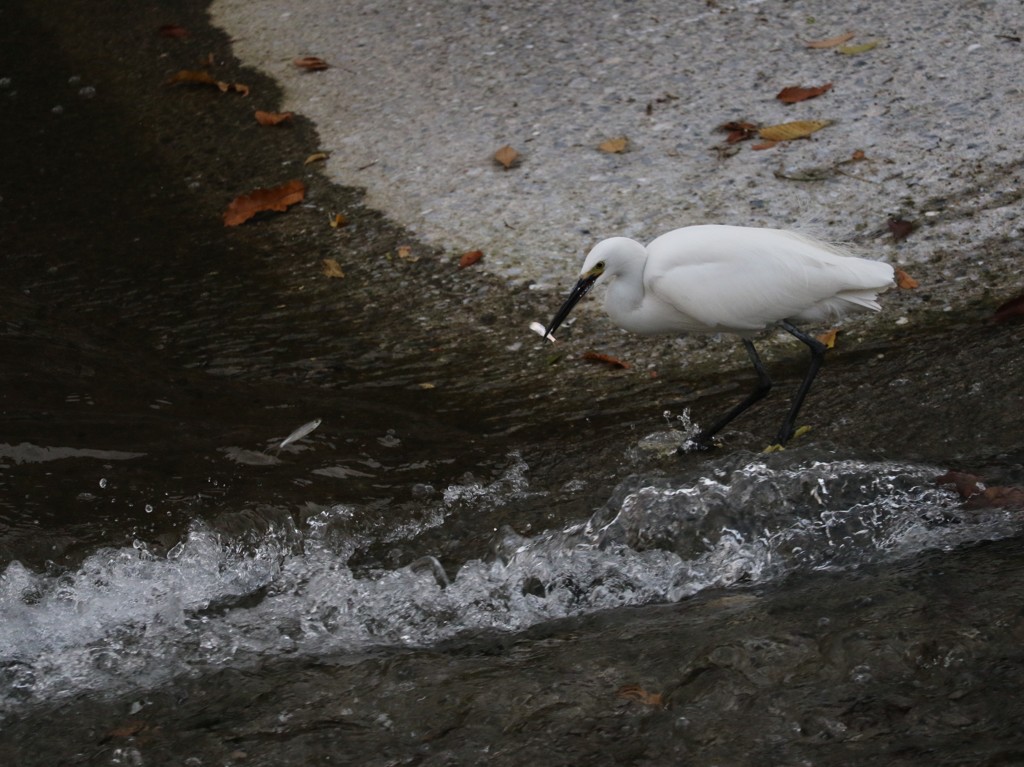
[1,455,1017,713]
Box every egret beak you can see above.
[545,272,599,338]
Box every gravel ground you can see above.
[210,0,1024,313]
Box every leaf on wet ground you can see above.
[894,268,919,289]
[321,258,345,278]
[493,145,520,169]
[166,69,249,95]
[458,250,483,268]
[583,351,630,369]
[223,179,306,226]
[776,83,833,104]
[992,293,1024,322]
[304,151,330,165]
[328,212,348,228]
[805,32,856,49]
[937,470,1024,510]
[294,56,330,71]
[396,244,418,262]
[617,685,664,707]
[598,136,629,153]
[255,110,293,126]
[157,24,188,39]
[817,328,839,348]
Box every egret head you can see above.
[544,238,639,338]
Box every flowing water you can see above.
[3,1,1024,764]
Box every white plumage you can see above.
[544,225,895,447]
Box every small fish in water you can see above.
[529,321,556,342]
[279,418,322,449]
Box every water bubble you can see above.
[68,75,81,85]
[78,86,96,99]
[145,504,154,514]
[51,105,64,115]
[98,478,108,489]
[0,77,12,89]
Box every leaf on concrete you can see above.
[598,136,629,153]
[805,32,855,49]
[758,120,831,142]
[458,250,483,269]
[887,217,917,242]
[717,121,759,144]
[776,83,833,104]
[837,41,880,55]
[294,56,330,71]
[328,213,348,228]
[493,145,521,169]
[223,179,306,227]
[304,151,330,165]
[894,268,919,289]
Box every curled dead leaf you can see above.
[396,245,418,262]
[894,268,919,289]
[321,258,345,279]
[459,250,483,269]
[805,32,855,49]
[328,213,348,228]
[582,351,630,369]
[493,145,520,169]
[304,151,329,165]
[166,69,219,87]
[598,136,629,153]
[255,110,293,126]
[776,83,833,104]
[294,56,329,71]
[758,120,831,142]
[223,179,306,227]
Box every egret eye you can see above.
[595,260,606,271]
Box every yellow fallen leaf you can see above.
[758,120,831,142]
[304,152,329,165]
[321,258,345,278]
[598,136,629,153]
[817,328,838,348]
[617,685,664,707]
[329,213,348,228]
[837,41,880,55]
[805,32,855,49]
[396,244,418,262]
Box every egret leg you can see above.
[692,339,773,448]
[774,321,828,445]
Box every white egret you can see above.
[544,225,895,448]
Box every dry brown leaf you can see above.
[817,328,839,348]
[758,120,831,142]
[493,145,520,169]
[717,121,759,144]
[321,258,345,278]
[304,151,329,165]
[223,179,306,227]
[837,41,880,55]
[776,83,833,104]
[459,250,483,269]
[166,69,220,87]
[751,140,779,151]
[255,110,293,126]
[582,351,630,369]
[328,213,348,228]
[894,268,919,289]
[396,244,418,262]
[887,218,917,242]
[805,32,855,49]
[936,470,984,499]
[850,149,867,161]
[993,293,1024,323]
[618,685,664,707]
[966,485,1024,510]
[598,136,629,153]
[294,56,329,71]
[158,24,188,39]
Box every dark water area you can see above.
[3,1,1024,765]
